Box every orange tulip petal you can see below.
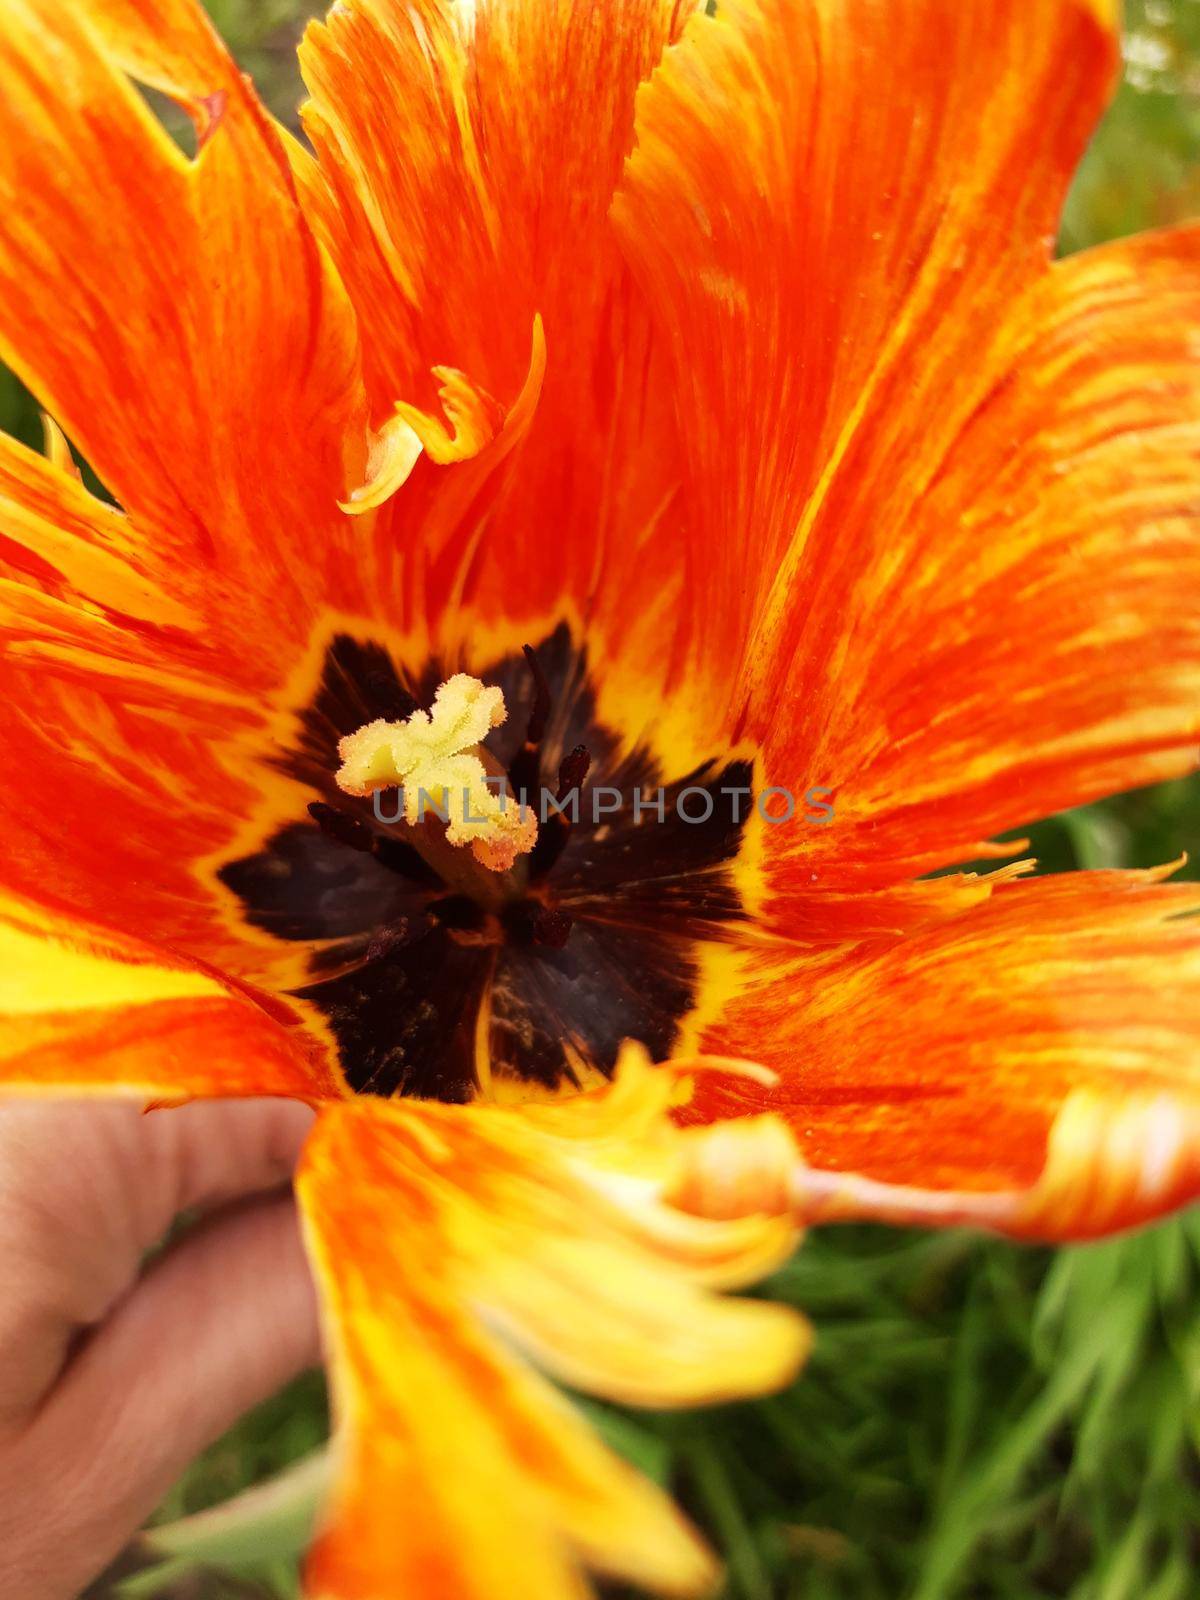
[297,1051,807,1599]
[0,536,319,990]
[755,224,1200,917]
[0,432,191,630]
[614,0,1119,696]
[0,892,338,1101]
[0,0,365,680]
[610,0,1198,886]
[0,398,309,986]
[779,1088,1200,1244]
[621,2,1196,913]
[72,0,245,103]
[298,0,691,668]
[687,870,1200,1240]
[299,0,675,415]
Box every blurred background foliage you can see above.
[3,0,1198,1597]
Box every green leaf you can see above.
[116,1449,331,1597]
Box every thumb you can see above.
[0,1194,320,1600]
[0,1096,316,1420]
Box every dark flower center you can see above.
[219,624,752,1103]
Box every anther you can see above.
[556,743,590,802]
[521,644,551,747]
[508,643,551,806]
[308,800,442,886]
[365,671,417,721]
[365,920,413,963]
[528,743,591,881]
[308,800,374,854]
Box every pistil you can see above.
[334,673,538,889]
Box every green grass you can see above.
[8,1,1200,1596]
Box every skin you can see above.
[0,1097,319,1599]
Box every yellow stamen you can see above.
[336,674,537,873]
